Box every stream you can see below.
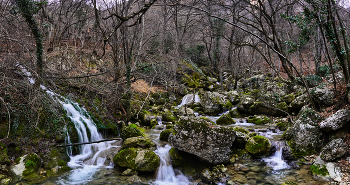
[35,92,329,185]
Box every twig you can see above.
[56,138,122,147]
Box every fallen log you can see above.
[56,138,122,147]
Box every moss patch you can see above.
[310,164,329,176]
[160,129,171,142]
[120,124,144,140]
[248,115,271,125]
[245,135,271,157]
[113,148,160,172]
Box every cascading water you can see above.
[152,145,190,185]
[58,101,120,184]
[177,93,200,108]
[263,141,289,170]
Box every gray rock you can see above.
[199,91,231,115]
[312,86,334,106]
[176,106,194,116]
[169,116,236,164]
[326,162,342,179]
[232,131,250,149]
[216,113,235,125]
[314,156,325,165]
[284,119,322,157]
[240,74,266,89]
[319,109,350,132]
[282,146,296,161]
[237,95,255,114]
[290,94,309,110]
[225,91,240,104]
[320,138,347,162]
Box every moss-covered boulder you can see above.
[247,115,271,125]
[150,119,158,129]
[0,142,10,165]
[237,95,255,114]
[199,91,232,115]
[282,94,295,103]
[113,148,160,172]
[160,129,171,142]
[232,131,250,149]
[290,94,309,110]
[42,149,70,177]
[225,91,240,104]
[120,124,144,140]
[216,113,235,125]
[10,153,42,181]
[296,106,322,126]
[122,136,156,149]
[229,108,241,118]
[245,136,271,157]
[162,109,176,123]
[248,102,287,117]
[169,116,236,164]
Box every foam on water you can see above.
[263,141,290,170]
[152,145,190,185]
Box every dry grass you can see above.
[131,79,164,93]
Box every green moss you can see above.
[310,164,329,176]
[199,117,215,124]
[216,113,235,125]
[245,135,271,157]
[0,142,10,165]
[282,182,298,185]
[229,108,241,118]
[23,153,41,177]
[160,129,171,142]
[122,136,155,149]
[120,124,144,140]
[247,115,271,125]
[277,122,287,131]
[58,160,66,166]
[230,149,251,159]
[114,148,160,172]
[233,127,249,134]
[162,110,176,122]
[150,119,158,129]
[15,157,21,164]
[287,140,313,158]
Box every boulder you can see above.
[282,146,296,161]
[113,148,160,172]
[311,86,334,106]
[229,108,241,118]
[259,81,289,99]
[169,116,236,164]
[295,106,322,126]
[247,115,271,125]
[320,138,347,162]
[240,74,266,89]
[159,129,171,142]
[290,94,309,110]
[216,113,235,125]
[248,102,287,117]
[237,96,255,114]
[140,112,157,126]
[200,164,228,184]
[161,109,176,123]
[122,136,156,149]
[199,91,232,115]
[120,124,144,140]
[176,106,195,116]
[282,94,295,104]
[245,135,271,157]
[284,120,322,157]
[232,131,250,149]
[225,91,240,104]
[11,153,42,181]
[319,109,350,132]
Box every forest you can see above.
[1,0,350,184]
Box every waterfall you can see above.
[152,145,190,185]
[177,94,200,108]
[58,101,120,184]
[262,141,289,170]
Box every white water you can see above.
[58,101,120,184]
[263,141,290,170]
[177,93,200,108]
[152,145,190,185]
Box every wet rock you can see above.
[282,146,296,161]
[200,164,229,184]
[159,129,171,142]
[122,136,156,150]
[320,138,347,162]
[311,86,334,106]
[0,177,11,185]
[225,91,240,104]
[199,91,232,115]
[233,163,249,171]
[248,102,288,117]
[10,153,42,182]
[127,175,143,185]
[245,135,271,157]
[169,116,236,164]
[232,131,250,149]
[247,115,271,125]
[121,168,138,176]
[319,109,350,132]
[230,173,248,184]
[0,142,10,165]
[216,113,235,125]
[113,148,160,172]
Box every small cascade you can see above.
[177,93,200,108]
[59,101,120,184]
[263,141,290,170]
[152,145,190,185]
